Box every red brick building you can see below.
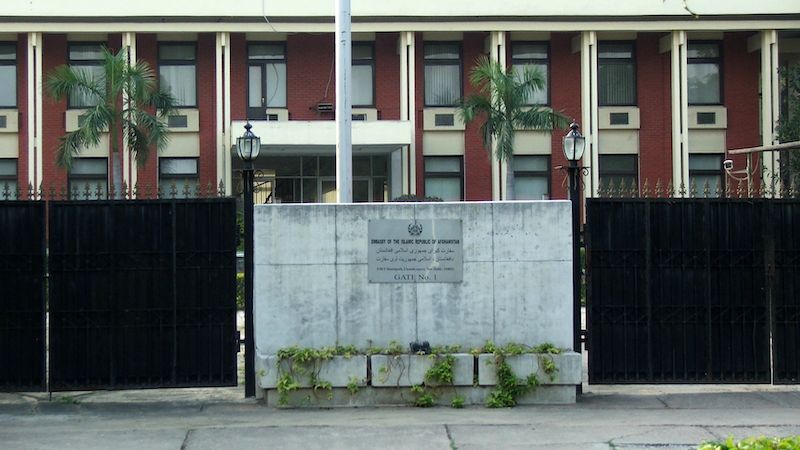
[0,2,798,202]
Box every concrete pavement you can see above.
[1,383,799,450]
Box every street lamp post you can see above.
[562,122,585,392]
[236,122,260,398]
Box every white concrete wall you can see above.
[253,201,573,357]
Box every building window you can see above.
[247,43,287,118]
[265,155,388,204]
[0,43,16,108]
[599,154,639,191]
[513,155,550,200]
[159,43,197,107]
[689,154,723,197]
[598,42,636,106]
[424,43,461,107]
[68,43,104,108]
[424,156,463,201]
[511,42,549,105]
[68,158,107,199]
[160,157,199,196]
[352,43,374,107]
[688,42,722,105]
[0,158,17,199]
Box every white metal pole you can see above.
[335,0,353,203]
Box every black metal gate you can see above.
[587,199,799,384]
[0,202,46,391]
[48,199,238,390]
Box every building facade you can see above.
[1,0,799,201]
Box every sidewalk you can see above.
[1,382,799,450]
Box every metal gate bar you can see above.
[0,202,46,391]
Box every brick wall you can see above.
[549,33,582,201]
[135,33,159,189]
[462,32,492,201]
[287,34,336,121]
[41,34,68,191]
[375,33,401,120]
[16,36,29,193]
[230,33,247,121]
[638,33,674,188]
[197,33,218,188]
[723,32,761,187]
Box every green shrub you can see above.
[391,194,443,202]
[236,273,244,310]
[698,436,800,450]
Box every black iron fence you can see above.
[0,202,47,391]
[0,194,237,392]
[586,198,799,384]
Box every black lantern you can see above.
[562,122,586,163]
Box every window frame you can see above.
[67,42,105,109]
[0,158,18,199]
[352,42,375,108]
[0,42,17,109]
[159,157,200,197]
[687,41,723,106]
[247,42,288,119]
[513,155,551,200]
[597,41,637,107]
[688,153,724,197]
[510,41,550,106]
[424,156,464,201]
[598,154,639,192]
[68,157,108,199]
[423,42,463,107]
[158,42,198,108]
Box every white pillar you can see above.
[400,31,416,195]
[670,31,689,197]
[123,32,136,193]
[578,31,598,199]
[335,0,353,203]
[28,33,43,192]
[760,30,780,196]
[217,32,232,195]
[488,31,506,201]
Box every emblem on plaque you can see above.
[408,221,423,236]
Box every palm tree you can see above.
[457,55,570,200]
[44,46,177,198]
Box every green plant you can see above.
[347,377,361,395]
[236,273,244,310]
[697,436,800,450]
[451,396,465,409]
[43,46,178,197]
[486,359,540,408]
[275,345,335,407]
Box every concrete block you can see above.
[493,260,573,349]
[254,204,337,265]
[336,264,418,349]
[478,352,581,386]
[491,201,571,262]
[370,354,474,387]
[257,355,367,389]
[415,262,494,350]
[254,264,337,354]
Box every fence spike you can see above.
[714,180,723,198]
[169,180,178,198]
[95,182,104,200]
[49,183,57,201]
[655,179,662,198]
[182,180,191,198]
[193,181,202,198]
[677,181,686,198]
[618,178,627,198]
[689,179,698,198]
[109,181,116,200]
[145,183,152,199]
[725,180,732,198]
[132,182,140,199]
[607,179,616,198]
[667,180,675,198]
[121,181,128,199]
[37,183,44,201]
[642,179,651,198]
[1,182,10,200]
[27,182,35,200]
[218,180,226,197]
[205,181,215,198]
[157,183,165,199]
[630,179,638,198]
[702,179,710,198]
